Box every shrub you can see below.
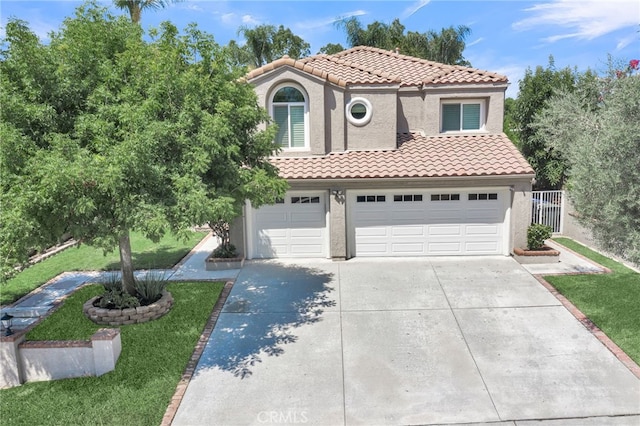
[100,272,122,292]
[212,243,237,259]
[134,271,168,305]
[527,223,552,250]
[96,289,140,309]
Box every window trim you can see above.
[440,99,485,133]
[345,97,373,126]
[269,82,310,150]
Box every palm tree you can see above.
[113,0,178,24]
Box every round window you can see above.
[346,97,372,126]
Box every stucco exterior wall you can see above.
[344,88,398,151]
[397,89,425,133]
[509,178,534,251]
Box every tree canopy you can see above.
[333,17,471,66]
[512,57,586,189]
[113,0,178,23]
[233,24,311,68]
[0,4,287,286]
[534,60,640,263]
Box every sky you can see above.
[1,0,639,98]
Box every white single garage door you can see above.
[252,192,328,258]
[351,189,508,256]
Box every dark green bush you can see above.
[134,271,168,305]
[212,243,237,259]
[101,272,122,292]
[527,223,552,250]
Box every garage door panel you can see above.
[253,193,327,258]
[357,227,388,237]
[465,224,499,235]
[357,243,389,254]
[353,189,506,256]
[391,226,425,237]
[390,210,425,222]
[427,242,463,254]
[290,228,324,238]
[290,214,324,226]
[465,241,500,254]
[428,225,462,236]
[391,243,426,254]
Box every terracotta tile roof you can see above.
[246,46,507,88]
[270,133,534,180]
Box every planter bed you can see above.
[83,291,173,326]
[513,245,560,264]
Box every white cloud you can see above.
[297,9,367,30]
[513,0,639,43]
[615,33,638,51]
[220,13,236,25]
[467,37,484,48]
[241,15,259,25]
[402,0,431,19]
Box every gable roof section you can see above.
[270,133,534,180]
[246,46,507,88]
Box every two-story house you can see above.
[231,46,534,260]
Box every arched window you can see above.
[271,84,308,149]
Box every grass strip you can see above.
[1,231,206,305]
[0,281,223,426]
[548,237,640,365]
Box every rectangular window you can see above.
[431,194,460,201]
[441,101,483,132]
[394,194,423,202]
[357,195,386,203]
[468,193,498,201]
[291,196,320,204]
[442,104,461,132]
[290,106,305,148]
[273,105,289,147]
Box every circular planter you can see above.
[83,291,174,326]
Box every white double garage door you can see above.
[249,189,510,258]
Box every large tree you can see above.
[513,57,582,189]
[534,60,640,263]
[0,4,287,290]
[234,25,310,68]
[333,17,471,66]
[113,0,178,23]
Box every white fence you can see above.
[531,190,564,233]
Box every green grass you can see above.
[1,231,206,305]
[0,281,224,426]
[548,237,640,365]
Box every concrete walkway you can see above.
[173,255,640,425]
[0,234,240,331]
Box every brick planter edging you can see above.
[161,280,235,426]
[534,275,640,380]
[83,291,174,326]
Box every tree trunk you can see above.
[119,231,136,295]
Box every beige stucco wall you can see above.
[510,178,534,252]
[344,87,398,151]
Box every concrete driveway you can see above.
[173,257,640,425]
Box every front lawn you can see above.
[1,231,206,305]
[0,281,224,426]
[547,238,640,365]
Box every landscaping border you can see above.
[161,279,235,426]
